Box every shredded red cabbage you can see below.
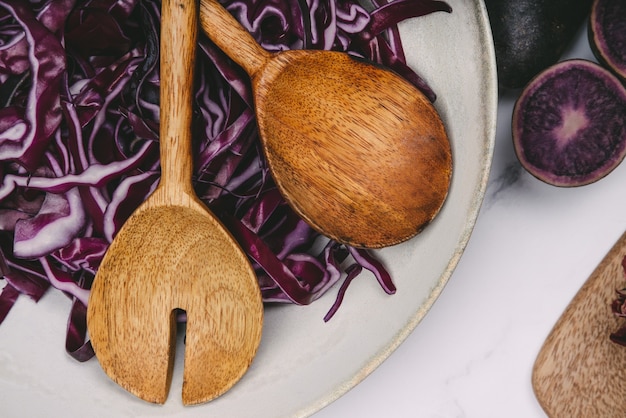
[611,256,626,345]
[0,0,450,361]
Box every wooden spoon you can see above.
[86,0,263,406]
[199,0,452,248]
[533,231,626,417]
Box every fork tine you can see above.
[182,286,263,405]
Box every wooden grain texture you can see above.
[199,0,452,248]
[533,231,626,417]
[86,0,263,405]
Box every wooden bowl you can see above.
[533,231,626,417]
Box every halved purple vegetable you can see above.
[589,0,626,82]
[512,59,626,187]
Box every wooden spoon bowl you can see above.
[199,0,452,248]
[87,0,263,405]
[533,231,626,417]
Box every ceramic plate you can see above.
[0,0,496,416]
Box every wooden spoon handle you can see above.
[159,0,197,196]
[199,0,271,75]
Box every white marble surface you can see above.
[315,22,625,418]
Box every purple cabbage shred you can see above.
[610,256,626,345]
[0,0,449,361]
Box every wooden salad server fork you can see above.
[86,0,263,405]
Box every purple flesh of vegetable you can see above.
[589,0,626,83]
[512,59,626,187]
[0,0,450,361]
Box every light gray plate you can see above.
[0,1,496,416]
